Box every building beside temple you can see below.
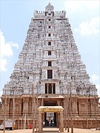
[0,3,100,132]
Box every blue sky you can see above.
[0,0,100,98]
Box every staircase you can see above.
[43,128,59,133]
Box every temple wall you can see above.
[0,95,100,129]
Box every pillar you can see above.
[23,97,29,114]
[57,112,59,128]
[59,110,64,132]
[72,98,78,116]
[38,111,42,133]
[23,97,29,129]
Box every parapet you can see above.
[34,10,66,19]
[34,10,45,19]
[33,3,66,19]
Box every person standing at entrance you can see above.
[51,120,52,126]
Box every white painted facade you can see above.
[3,3,97,96]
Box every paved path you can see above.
[0,128,100,133]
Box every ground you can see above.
[0,128,100,133]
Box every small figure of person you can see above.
[29,124,32,129]
[51,120,52,126]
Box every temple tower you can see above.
[0,3,99,130]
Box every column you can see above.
[47,83,49,94]
[64,97,67,129]
[59,110,64,132]
[72,98,78,116]
[52,83,53,94]
[17,99,22,129]
[6,98,10,117]
[23,97,29,129]
[38,111,42,133]
[17,99,22,115]
[23,97,29,114]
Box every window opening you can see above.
[47,70,52,79]
[48,33,51,37]
[45,84,47,94]
[48,51,51,55]
[48,42,51,45]
[48,61,52,66]
[53,84,55,94]
[45,83,55,94]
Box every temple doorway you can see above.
[44,112,57,127]
[43,101,57,127]
[38,106,64,132]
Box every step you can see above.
[43,128,59,132]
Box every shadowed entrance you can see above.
[44,101,57,127]
[38,106,64,133]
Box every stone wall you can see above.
[0,94,100,129]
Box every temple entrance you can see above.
[44,112,57,127]
[38,106,64,133]
[43,101,57,127]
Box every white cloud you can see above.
[64,0,99,11]
[91,74,99,82]
[75,17,100,35]
[0,31,19,72]
[0,59,7,71]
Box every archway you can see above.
[38,106,64,132]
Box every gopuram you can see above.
[0,3,100,132]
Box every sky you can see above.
[0,0,100,99]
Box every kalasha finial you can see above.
[45,3,54,11]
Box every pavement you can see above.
[0,128,100,133]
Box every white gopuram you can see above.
[1,3,99,130]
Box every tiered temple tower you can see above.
[0,3,100,131]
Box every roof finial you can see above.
[45,3,54,11]
[48,2,51,5]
